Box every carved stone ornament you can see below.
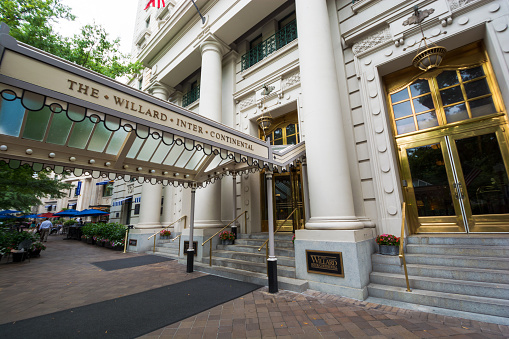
[352,28,392,56]
[448,0,477,11]
[239,95,255,110]
[403,8,435,26]
[282,72,301,89]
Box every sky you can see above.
[55,0,139,55]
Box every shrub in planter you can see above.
[159,229,171,239]
[375,234,400,256]
[219,230,235,244]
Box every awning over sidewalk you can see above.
[0,23,281,187]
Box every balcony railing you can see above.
[182,85,200,107]
[241,20,297,71]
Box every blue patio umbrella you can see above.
[53,209,80,217]
[0,210,22,215]
[75,209,109,217]
[20,214,39,218]
[0,214,20,219]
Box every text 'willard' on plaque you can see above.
[306,250,344,277]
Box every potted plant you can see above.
[219,230,235,245]
[159,229,171,239]
[376,234,400,256]
[29,242,46,257]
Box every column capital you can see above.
[265,171,273,179]
[147,82,175,100]
[199,34,230,56]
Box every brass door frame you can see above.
[260,165,305,232]
[399,121,509,234]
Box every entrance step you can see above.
[368,235,509,318]
[192,261,309,293]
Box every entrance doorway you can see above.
[384,42,509,234]
[399,125,509,233]
[261,166,305,232]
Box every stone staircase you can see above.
[151,232,308,292]
[367,235,509,319]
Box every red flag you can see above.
[144,0,166,10]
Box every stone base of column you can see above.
[267,258,278,293]
[187,249,195,273]
[358,217,376,228]
[136,222,162,229]
[194,220,224,229]
[305,216,364,230]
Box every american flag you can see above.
[145,0,166,10]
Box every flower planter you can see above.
[379,245,399,256]
[12,251,26,262]
[222,239,234,245]
[30,249,41,257]
[114,245,123,251]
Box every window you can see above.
[389,64,499,136]
[145,17,151,28]
[278,12,296,30]
[260,112,300,146]
[138,77,143,90]
[102,183,113,197]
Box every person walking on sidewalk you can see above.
[39,218,52,242]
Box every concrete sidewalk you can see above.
[0,234,507,338]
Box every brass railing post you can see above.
[399,202,411,292]
[123,227,129,253]
[153,237,156,253]
[209,241,212,266]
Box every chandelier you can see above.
[404,6,447,71]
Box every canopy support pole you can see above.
[187,184,197,273]
[231,171,238,239]
[266,171,278,293]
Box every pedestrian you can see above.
[39,218,53,242]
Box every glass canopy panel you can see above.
[68,119,94,149]
[151,141,172,164]
[126,137,145,158]
[0,98,25,137]
[22,107,52,141]
[174,149,195,168]
[163,144,185,166]
[185,152,206,170]
[87,123,112,152]
[46,113,73,145]
[105,129,129,155]
[205,156,223,172]
[136,137,160,161]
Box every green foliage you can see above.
[83,222,126,242]
[0,163,72,212]
[0,0,142,79]
[63,219,77,227]
[0,227,37,253]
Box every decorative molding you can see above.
[282,72,300,90]
[448,0,480,11]
[352,28,392,56]
[239,95,255,110]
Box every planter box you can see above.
[12,251,26,262]
[380,245,399,256]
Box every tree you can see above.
[0,0,142,79]
[0,163,72,212]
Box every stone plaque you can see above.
[306,250,344,277]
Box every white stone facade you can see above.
[112,0,509,298]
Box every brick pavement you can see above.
[1,233,508,338]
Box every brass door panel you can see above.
[399,137,466,234]
[399,124,509,233]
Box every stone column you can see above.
[161,186,174,226]
[194,39,225,229]
[295,0,363,230]
[137,83,172,229]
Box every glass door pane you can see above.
[451,130,509,232]
[274,174,293,232]
[401,139,466,233]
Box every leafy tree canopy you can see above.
[0,0,142,79]
[0,163,72,212]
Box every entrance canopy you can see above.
[0,24,287,187]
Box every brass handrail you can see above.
[148,215,187,253]
[201,211,248,266]
[258,208,298,275]
[399,202,411,292]
[171,234,182,256]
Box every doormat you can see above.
[91,255,173,271]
